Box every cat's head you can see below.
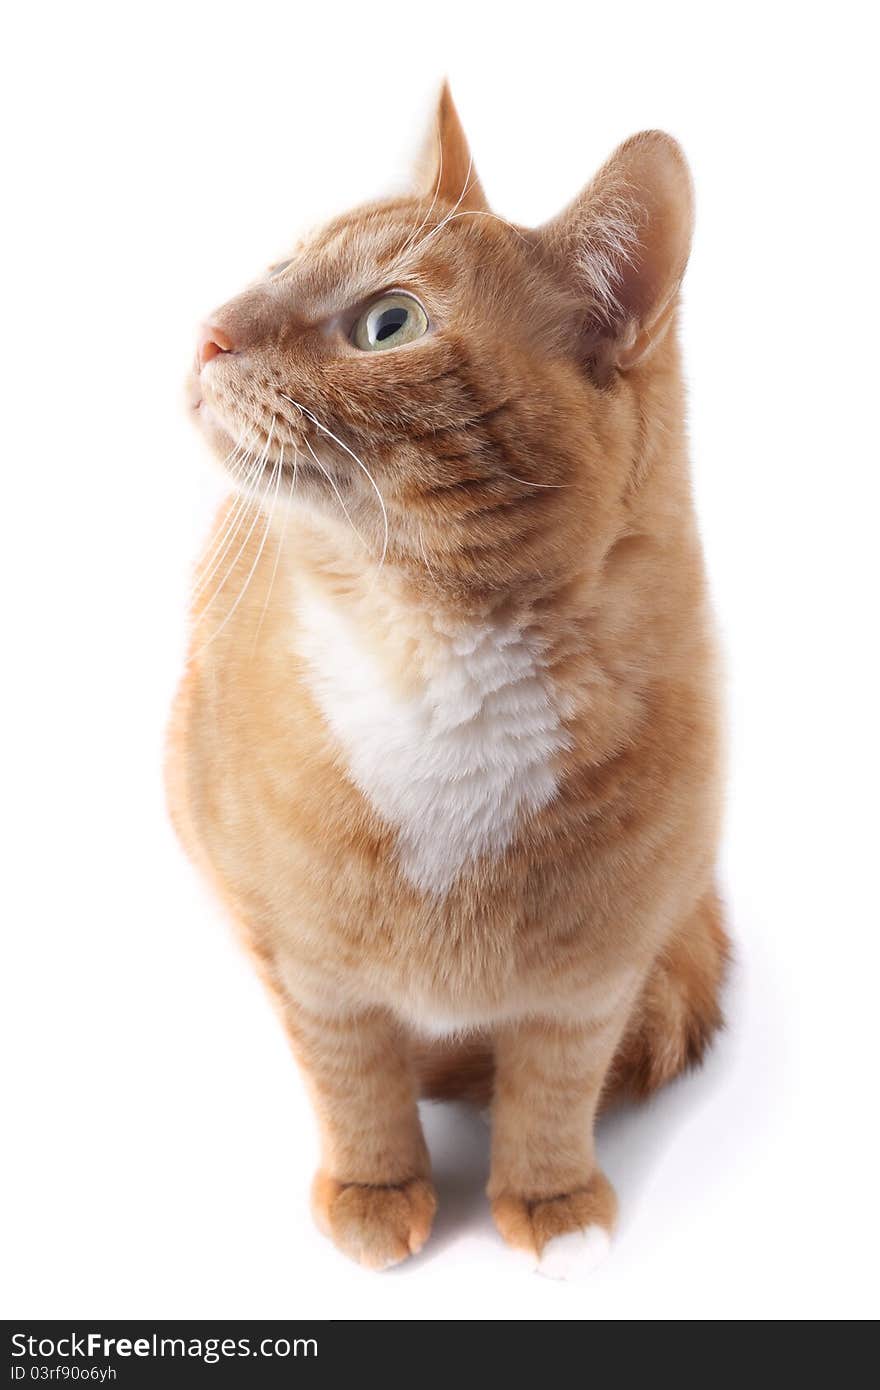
[190,85,693,596]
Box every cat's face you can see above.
[190,86,694,593]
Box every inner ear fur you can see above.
[541,131,694,371]
[416,81,488,213]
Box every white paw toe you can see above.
[510,1245,542,1274]
[537,1225,611,1282]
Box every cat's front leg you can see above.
[282,996,435,1270]
[488,1010,627,1279]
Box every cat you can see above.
[167,83,729,1277]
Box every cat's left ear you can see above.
[540,131,694,371]
[415,81,488,212]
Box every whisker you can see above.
[398,120,444,260]
[303,437,370,552]
[194,418,283,598]
[196,419,276,621]
[280,394,389,568]
[496,469,568,490]
[416,521,438,583]
[251,443,290,653]
[195,421,280,655]
[405,156,474,259]
[192,435,263,593]
[420,208,533,248]
[192,446,264,601]
[192,426,264,570]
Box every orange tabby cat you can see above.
[168,85,728,1276]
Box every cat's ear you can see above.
[415,81,488,213]
[540,131,694,371]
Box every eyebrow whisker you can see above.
[404,155,475,259]
[398,118,444,260]
[426,208,533,248]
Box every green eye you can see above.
[353,293,429,351]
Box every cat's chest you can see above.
[294,585,569,895]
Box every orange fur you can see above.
[168,84,729,1271]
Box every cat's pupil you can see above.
[374,307,408,341]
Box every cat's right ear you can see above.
[415,82,488,213]
[539,131,694,372]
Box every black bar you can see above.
[3,1321,559,1383]
[4,1323,331,1386]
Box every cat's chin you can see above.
[185,368,202,413]
[187,371,232,442]
[196,398,237,460]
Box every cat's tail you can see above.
[413,888,729,1109]
[602,886,731,1105]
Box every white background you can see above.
[3,0,878,1321]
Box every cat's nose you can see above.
[197,323,235,369]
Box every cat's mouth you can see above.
[197,399,347,499]
[191,367,360,506]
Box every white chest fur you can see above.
[295,585,568,896]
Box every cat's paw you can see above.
[535,1224,612,1281]
[491,1171,617,1281]
[311,1172,437,1270]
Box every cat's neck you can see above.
[277,420,703,708]
[284,500,579,648]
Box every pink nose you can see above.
[197,323,234,368]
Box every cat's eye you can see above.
[269,259,292,278]
[352,293,429,352]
